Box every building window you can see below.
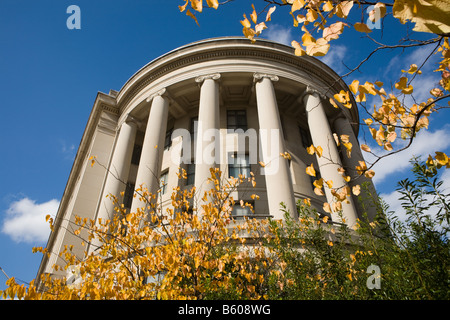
[299,126,313,149]
[164,127,173,150]
[228,153,251,178]
[227,110,247,132]
[190,117,198,138]
[159,171,169,195]
[232,201,254,217]
[131,144,142,165]
[186,163,195,185]
[123,182,135,209]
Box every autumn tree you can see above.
[2,157,449,300]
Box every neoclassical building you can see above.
[37,37,376,280]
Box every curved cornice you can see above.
[116,37,358,129]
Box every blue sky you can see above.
[0,1,449,292]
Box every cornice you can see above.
[116,40,353,115]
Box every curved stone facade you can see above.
[37,37,376,279]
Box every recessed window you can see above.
[159,171,169,195]
[228,153,251,178]
[186,163,195,186]
[299,126,313,149]
[123,182,135,209]
[227,110,247,132]
[164,127,173,150]
[131,144,142,165]
[190,117,198,138]
[232,200,254,217]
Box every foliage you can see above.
[1,158,449,300]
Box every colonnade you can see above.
[95,73,359,226]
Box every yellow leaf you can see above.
[315,146,323,158]
[435,152,449,166]
[395,77,413,94]
[258,161,266,167]
[333,133,340,146]
[291,40,306,56]
[364,170,375,179]
[255,22,267,35]
[206,0,219,10]
[313,178,324,189]
[303,198,311,206]
[178,0,188,12]
[384,142,393,151]
[361,144,371,152]
[266,6,276,22]
[326,180,333,189]
[306,163,316,177]
[369,2,387,22]
[332,200,343,212]
[402,64,421,74]
[186,8,199,25]
[364,118,373,126]
[306,38,330,56]
[323,202,331,213]
[45,214,51,222]
[190,0,203,12]
[241,14,251,28]
[340,134,350,144]
[354,22,372,33]
[306,8,318,23]
[322,215,329,223]
[393,0,450,35]
[329,97,339,109]
[250,4,258,24]
[291,0,305,12]
[352,185,361,196]
[314,187,325,196]
[349,79,359,94]
[307,145,315,155]
[343,142,352,158]
[322,1,334,12]
[335,1,354,19]
[323,21,347,41]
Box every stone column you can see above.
[334,116,378,221]
[96,115,138,222]
[253,73,296,219]
[194,73,221,204]
[303,87,358,226]
[130,89,169,215]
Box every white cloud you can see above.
[264,24,294,46]
[1,198,59,244]
[362,126,450,185]
[318,45,348,74]
[60,140,76,161]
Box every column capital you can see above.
[146,88,168,103]
[253,73,279,83]
[195,73,221,84]
[124,114,142,128]
[116,113,142,131]
[301,85,327,103]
